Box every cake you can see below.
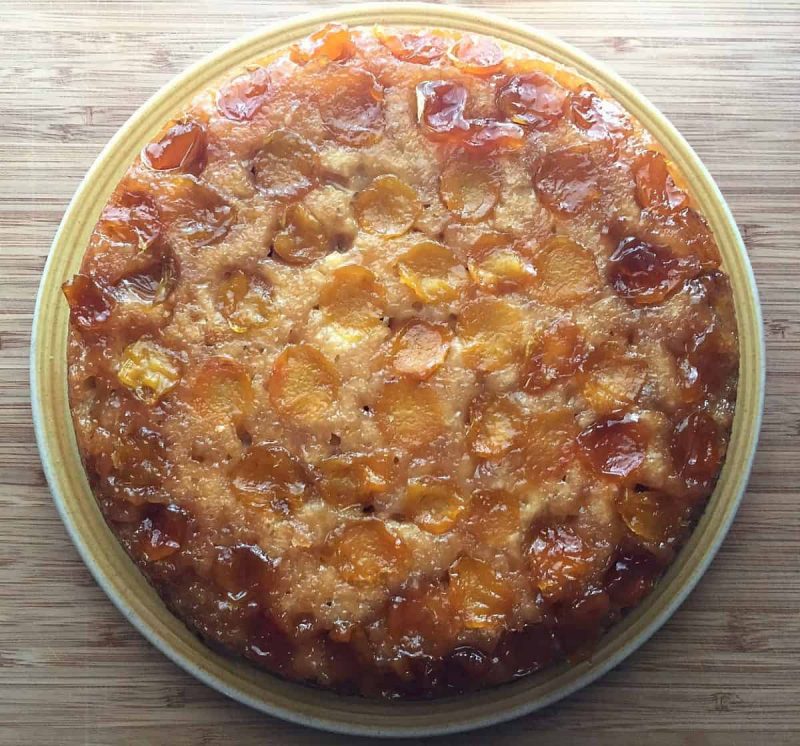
[62,23,739,698]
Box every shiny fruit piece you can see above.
[134,504,188,562]
[527,521,607,602]
[458,297,526,372]
[290,23,355,65]
[535,236,601,306]
[316,66,384,146]
[569,84,631,139]
[117,339,180,403]
[245,612,293,673]
[497,72,568,129]
[231,442,309,512]
[113,256,177,306]
[387,584,456,655]
[272,203,331,265]
[464,119,526,152]
[374,27,446,64]
[375,378,445,450]
[396,240,467,304]
[582,356,646,413]
[605,543,663,608]
[212,543,275,596]
[444,646,490,690]
[467,395,523,458]
[391,319,450,380]
[317,451,395,508]
[671,410,723,490]
[617,488,683,545]
[448,556,512,630]
[62,274,115,332]
[252,129,318,199]
[464,489,520,548]
[189,356,254,424]
[328,520,410,586]
[268,344,340,428]
[216,269,271,332]
[158,176,234,248]
[522,315,587,392]
[354,174,421,237]
[533,143,606,215]
[448,36,505,76]
[466,232,537,292]
[522,409,578,480]
[403,478,465,535]
[416,80,469,141]
[143,119,206,173]
[633,150,689,213]
[439,158,500,222]
[216,66,271,122]
[608,235,699,306]
[318,264,386,344]
[578,413,647,480]
[645,206,721,270]
[97,190,162,252]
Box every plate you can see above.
[30,3,765,737]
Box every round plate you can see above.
[30,2,765,737]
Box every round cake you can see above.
[63,23,739,698]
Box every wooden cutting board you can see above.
[1,1,798,743]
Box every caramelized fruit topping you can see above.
[404,478,465,534]
[569,84,631,140]
[375,27,446,64]
[273,203,331,265]
[391,319,450,379]
[497,72,568,129]
[216,270,272,332]
[396,240,467,304]
[252,129,318,199]
[231,442,309,512]
[217,67,271,122]
[328,520,410,586]
[354,174,421,236]
[448,556,512,629]
[522,315,587,391]
[447,36,505,75]
[577,414,646,480]
[439,157,500,222]
[315,66,385,146]
[633,150,689,213]
[134,504,189,562]
[143,119,206,173]
[290,23,355,65]
[533,143,607,215]
[118,339,181,403]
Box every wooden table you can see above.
[2,1,798,743]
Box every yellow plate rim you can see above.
[30,2,765,737]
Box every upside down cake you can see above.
[63,23,739,698]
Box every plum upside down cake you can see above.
[63,23,738,698]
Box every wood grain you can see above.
[1,1,798,743]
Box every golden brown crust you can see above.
[63,23,738,698]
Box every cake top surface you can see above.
[63,23,738,698]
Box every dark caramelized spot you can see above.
[375,28,446,64]
[212,543,275,596]
[633,150,689,213]
[605,542,665,608]
[608,235,699,306]
[494,623,560,678]
[577,414,646,479]
[416,80,524,151]
[290,23,355,65]
[445,646,490,690]
[555,587,612,656]
[671,410,723,491]
[497,72,568,129]
[569,84,631,139]
[245,611,292,673]
[143,119,206,173]
[133,503,188,562]
[62,274,115,331]
[216,67,271,122]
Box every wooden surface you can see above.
[1,1,798,743]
